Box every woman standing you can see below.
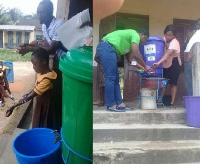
[153,24,182,108]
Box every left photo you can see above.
[0,0,93,164]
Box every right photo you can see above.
[93,0,200,163]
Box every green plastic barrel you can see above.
[59,46,92,164]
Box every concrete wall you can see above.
[3,31,8,43]
[93,0,200,52]
[119,0,200,37]
[21,31,25,43]
[56,0,69,20]
[29,31,35,43]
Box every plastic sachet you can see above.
[56,8,93,50]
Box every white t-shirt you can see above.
[184,30,200,52]
[42,17,66,59]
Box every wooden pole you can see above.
[192,42,200,96]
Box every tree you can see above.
[9,8,23,24]
[0,4,38,25]
[0,4,11,25]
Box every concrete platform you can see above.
[93,104,200,163]
[0,128,26,164]
[94,107,186,124]
[93,140,200,164]
[93,123,200,142]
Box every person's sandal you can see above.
[118,106,133,111]
[107,106,126,112]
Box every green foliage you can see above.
[0,4,37,25]
[0,49,31,61]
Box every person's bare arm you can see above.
[153,49,174,68]
[126,43,153,72]
[128,43,146,67]
[5,90,37,117]
[38,39,60,54]
[17,38,59,56]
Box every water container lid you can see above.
[59,46,92,83]
[147,36,165,43]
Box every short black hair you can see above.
[39,0,54,15]
[137,28,149,37]
[32,48,49,63]
[164,24,176,36]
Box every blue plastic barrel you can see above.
[3,61,14,83]
[140,36,165,76]
[13,128,61,164]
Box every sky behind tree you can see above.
[0,0,58,15]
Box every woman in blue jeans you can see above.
[95,29,152,112]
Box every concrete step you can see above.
[93,123,200,142]
[0,134,11,158]
[93,140,200,164]
[93,108,186,124]
[0,128,26,164]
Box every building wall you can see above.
[13,31,16,43]
[3,31,8,43]
[29,31,35,43]
[119,0,200,37]
[2,29,43,49]
[56,0,69,20]
[21,31,25,43]
[34,30,43,40]
[94,0,200,51]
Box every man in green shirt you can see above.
[96,29,151,112]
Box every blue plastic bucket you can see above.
[13,128,61,164]
[140,36,165,76]
[184,96,200,127]
[3,61,14,83]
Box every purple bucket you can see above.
[140,36,165,76]
[184,96,200,127]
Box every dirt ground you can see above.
[0,62,35,134]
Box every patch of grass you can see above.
[0,49,31,62]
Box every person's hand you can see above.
[144,65,155,74]
[17,44,30,56]
[38,40,50,47]
[79,21,92,28]
[5,106,15,117]
[153,62,160,69]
